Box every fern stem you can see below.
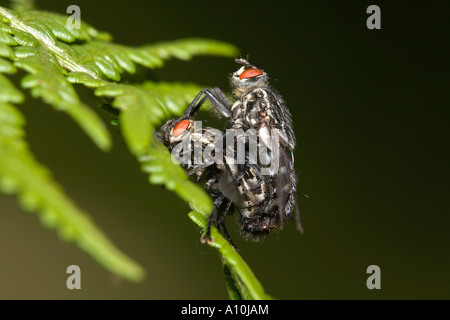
[188,211,269,300]
[222,262,243,300]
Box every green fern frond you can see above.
[139,81,209,116]
[140,141,213,215]
[1,7,237,80]
[0,8,113,150]
[61,74,205,156]
[65,37,238,80]
[0,56,15,72]
[0,53,142,281]
[0,73,23,102]
[0,4,273,299]
[136,38,240,67]
[9,0,35,13]
[68,41,137,80]
[0,42,15,58]
[94,81,205,155]
[0,5,237,152]
[0,78,144,281]
[16,51,112,150]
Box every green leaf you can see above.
[140,38,239,63]
[0,42,15,58]
[0,7,237,154]
[140,141,213,215]
[139,81,209,115]
[0,57,16,73]
[9,0,35,12]
[0,101,145,282]
[0,73,24,103]
[95,81,205,156]
[120,101,152,155]
[0,29,18,45]
[66,38,238,80]
[14,51,112,151]
[66,71,108,88]
[69,41,135,81]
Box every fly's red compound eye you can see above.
[239,68,263,79]
[172,119,191,138]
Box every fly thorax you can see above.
[237,88,274,129]
[231,100,244,122]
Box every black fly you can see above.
[157,58,302,247]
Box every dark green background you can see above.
[0,0,448,299]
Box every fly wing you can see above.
[295,198,304,233]
[266,90,297,229]
[218,164,245,208]
[275,144,291,227]
[270,126,297,229]
[267,90,296,150]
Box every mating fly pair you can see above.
[158,58,302,248]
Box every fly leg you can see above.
[186,163,215,177]
[216,200,238,251]
[201,195,238,250]
[201,195,226,244]
[183,87,233,119]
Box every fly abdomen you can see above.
[238,174,268,209]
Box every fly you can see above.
[157,58,302,247]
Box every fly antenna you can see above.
[235,57,251,67]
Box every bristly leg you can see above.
[183,87,233,118]
[200,195,225,244]
[201,195,238,250]
[217,200,238,251]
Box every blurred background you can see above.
[0,0,448,299]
